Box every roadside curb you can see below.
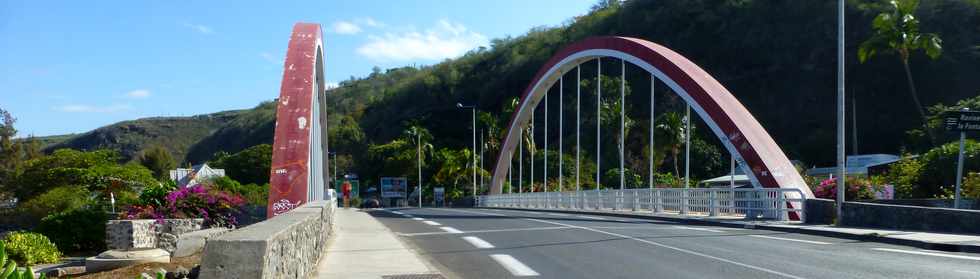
[482,207,980,254]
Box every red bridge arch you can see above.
[490,37,812,200]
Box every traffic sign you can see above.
[943,110,980,132]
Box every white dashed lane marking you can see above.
[440,227,463,234]
[872,248,980,261]
[747,235,831,245]
[423,221,442,226]
[462,236,495,249]
[411,217,424,221]
[672,226,726,233]
[490,254,540,277]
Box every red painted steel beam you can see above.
[268,23,325,218]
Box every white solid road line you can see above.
[672,226,726,233]
[423,221,442,226]
[490,254,540,277]
[525,218,804,279]
[403,214,414,218]
[398,226,571,237]
[440,227,463,234]
[462,236,496,249]
[579,215,607,220]
[872,248,980,261]
[392,211,404,215]
[748,235,831,245]
[546,213,569,216]
[411,217,424,221]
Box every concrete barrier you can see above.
[841,201,980,234]
[198,201,335,279]
[804,198,836,224]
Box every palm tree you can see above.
[858,0,942,144]
[654,112,687,177]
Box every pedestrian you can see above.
[342,180,352,208]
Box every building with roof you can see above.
[169,163,226,187]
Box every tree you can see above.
[210,144,272,185]
[654,112,688,177]
[139,145,176,181]
[0,108,20,193]
[858,0,943,144]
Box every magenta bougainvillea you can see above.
[123,184,245,227]
[813,178,876,200]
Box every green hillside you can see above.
[43,109,250,164]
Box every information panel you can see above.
[380,177,408,198]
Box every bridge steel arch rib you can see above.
[267,23,329,218]
[490,36,812,200]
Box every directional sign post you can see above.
[943,109,979,209]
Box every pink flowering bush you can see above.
[813,177,876,200]
[122,184,246,227]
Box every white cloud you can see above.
[259,52,282,64]
[325,81,339,90]
[182,22,213,34]
[54,104,132,113]
[331,21,362,34]
[125,89,151,99]
[356,19,488,62]
[358,17,384,28]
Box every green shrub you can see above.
[36,207,107,253]
[138,180,177,207]
[1,241,48,279]
[350,196,363,208]
[2,232,61,266]
[881,156,924,199]
[19,186,89,220]
[917,140,980,198]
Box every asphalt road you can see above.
[369,207,980,279]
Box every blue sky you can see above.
[0,0,595,137]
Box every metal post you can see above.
[472,108,476,198]
[509,157,513,194]
[836,0,847,224]
[576,66,582,207]
[650,75,655,190]
[480,130,484,194]
[685,105,691,188]
[332,153,338,189]
[596,58,602,193]
[956,129,966,209]
[417,132,422,208]
[519,128,523,193]
[545,89,549,193]
[730,156,735,189]
[619,59,626,210]
[531,110,535,192]
[559,74,564,193]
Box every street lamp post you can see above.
[457,103,477,199]
[836,0,847,223]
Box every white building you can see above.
[169,163,226,187]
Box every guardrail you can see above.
[477,188,806,221]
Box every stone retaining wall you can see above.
[841,201,980,234]
[198,201,335,279]
[804,198,836,224]
[106,219,204,251]
[804,198,980,233]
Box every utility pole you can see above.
[417,132,422,208]
[836,0,847,224]
[457,103,477,198]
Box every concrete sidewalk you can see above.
[486,207,980,253]
[316,208,441,279]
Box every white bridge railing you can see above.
[476,188,806,221]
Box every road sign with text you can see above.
[943,111,980,132]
